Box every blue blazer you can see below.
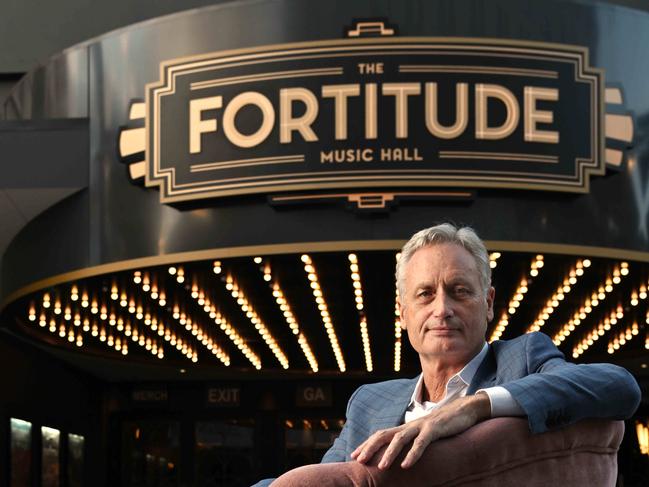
[321,332,640,463]
[252,332,640,485]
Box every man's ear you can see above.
[486,286,495,322]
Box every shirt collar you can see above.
[409,342,489,407]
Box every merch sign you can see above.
[121,36,606,203]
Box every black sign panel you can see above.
[144,37,603,202]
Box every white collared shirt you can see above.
[404,342,524,423]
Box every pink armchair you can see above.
[271,418,624,486]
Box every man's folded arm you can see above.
[499,332,640,433]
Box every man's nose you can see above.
[431,290,453,318]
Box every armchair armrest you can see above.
[271,418,624,486]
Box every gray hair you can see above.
[396,223,491,297]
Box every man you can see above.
[253,223,640,486]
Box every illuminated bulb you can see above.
[133,271,142,284]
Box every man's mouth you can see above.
[425,326,459,335]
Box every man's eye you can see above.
[454,287,470,295]
[417,290,432,298]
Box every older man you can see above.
[253,223,640,486]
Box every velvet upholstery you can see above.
[271,418,624,486]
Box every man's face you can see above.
[399,243,495,365]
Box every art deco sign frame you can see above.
[119,28,632,204]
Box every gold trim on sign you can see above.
[129,103,146,120]
[5,240,649,311]
[190,67,343,90]
[605,88,623,105]
[438,151,558,164]
[190,155,305,172]
[119,128,146,157]
[129,161,147,179]
[270,190,473,202]
[605,113,634,143]
[605,148,623,166]
[399,65,558,78]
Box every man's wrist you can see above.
[469,391,492,422]
[477,386,526,417]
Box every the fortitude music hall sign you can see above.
[121,34,606,203]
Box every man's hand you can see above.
[350,393,491,470]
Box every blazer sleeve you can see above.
[501,332,641,434]
[321,384,366,463]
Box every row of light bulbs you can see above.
[348,253,373,372]
[35,294,165,358]
[637,421,649,456]
[572,277,649,358]
[301,254,346,372]
[175,286,228,365]
[529,254,544,277]
[224,274,288,369]
[607,321,640,354]
[180,276,260,369]
[30,304,176,358]
[489,311,509,343]
[572,307,623,358]
[130,275,196,361]
[489,252,501,269]
[489,256,539,341]
[394,253,402,373]
[552,263,628,345]
[267,265,319,373]
[528,259,590,333]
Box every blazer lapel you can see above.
[467,345,497,394]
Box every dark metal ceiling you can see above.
[2,249,649,380]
